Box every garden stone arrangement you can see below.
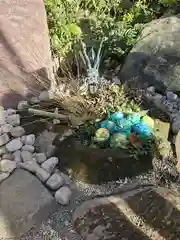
[144,86,180,135]
[0,94,73,206]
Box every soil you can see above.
[73,187,180,240]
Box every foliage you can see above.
[158,0,177,6]
[44,0,174,61]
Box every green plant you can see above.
[158,0,177,6]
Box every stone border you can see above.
[144,86,180,135]
[0,91,72,205]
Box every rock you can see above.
[0,146,7,156]
[39,90,49,101]
[0,160,16,173]
[172,114,180,134]
[0,117,6,126]
[22,145,35,153]
[7,114,20,126]
[46,173,64,190]
[0,169,58,238]
[18,161,40,174]
[0,172,10,183]
[175,131,180,172]
[13,150,22,163]
[22,134,36,145]
[36,167,50,183]
[6,138,23,152]
[120,14,180,93]
[2,154,14,160]
[35,130,57,157]
[33,153,46,164]
[0,110,7,118]
[30,96,40,104]
[147,86,155,95]
[73,186,180,240]
[41,157,59,174]
[55,186,72,205]
[10,126,25,137]
[60,172,72,185]
[1,124,13,133]
[7,108,16,115]
[17,100,29,110]
[112,76,121,85]
[166,91,178,102]
[144,92,153,102]
[21,151,33,162]
[0,133,9,146]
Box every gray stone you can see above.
[46,173,64,190]
[1,124,13,133]
[0,117,6,126]
[39,90,49,101]
[21,151,33,162]
[0,169,58,238]
[10,126,25,137]
[60,172,72,185]
[147,86,155,94]
[0,160,16,173]
[166,91,178,101]
[120,14,180,93]
[7,108,16,115]
[17,100,29,110]
[7,114,20,126]
[0,146,8,156]
[35,130,57,157]
[36,167,50,183]
[22,145,35,153]
[41,157,59,174]
[2,154,14,160]
[0,172,10,183]
[0,133,9,146]
[18,161,40,174]
[6,138,23,152]
[55,186,72,205]
[30,96,40,105]
[33,153,46,164]
[22,134,36,145]
[13,150,22,163]
[172,114,180,134]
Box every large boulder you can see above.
[73,186,180,239]
[0,169,58,238]
[0,0,53,108]
[120,14,180,94]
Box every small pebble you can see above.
[21,151,33,162]
[0,133,9,147]
[22,145,35,153]
[33,153,46,164]
[166,91,178,101]
[23,134,36,145]
[46,173,64,190]
[41,157,59,174]
[13,150,22,163]
[39,91,49,101]
[6,138,22,152]
[55,186,72,205]
[1,124,13,133]
[2,154,14,160]
[6,108,16,115]
[0,160,16,173]
[36,167,50,183]
[30,96,40,104]
[10,126,25,137]
[17,100,29,110]
[7,114,20,126]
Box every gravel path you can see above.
[21,173,153,240]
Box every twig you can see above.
[26,108,69,121]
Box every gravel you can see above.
[21,173,153,240]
